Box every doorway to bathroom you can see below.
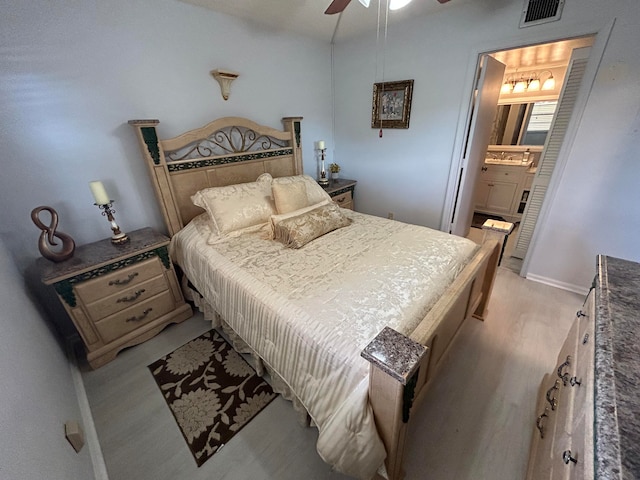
[467,36,595,274]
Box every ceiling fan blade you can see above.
[325,0,352,14]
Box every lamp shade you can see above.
[528,78,541,91]
[501,82,513,94]
[513,80,527,93]
[542,74,556,90]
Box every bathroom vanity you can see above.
[473,147,538,222]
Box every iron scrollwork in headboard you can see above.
[165,125,288,162]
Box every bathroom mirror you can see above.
[489,100,558,147]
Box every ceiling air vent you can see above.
[520,0,565,28]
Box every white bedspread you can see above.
[170,210,478,479]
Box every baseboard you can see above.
[525,273,589,296]
[66,338,110,480]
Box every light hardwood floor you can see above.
[81,267,583,480]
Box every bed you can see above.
[129,116,500,480]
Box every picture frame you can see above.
[371,79,414,129]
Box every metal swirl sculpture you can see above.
[31,206,76,262]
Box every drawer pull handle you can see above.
[583,333,589,345]
[109,272,139,286]
[557,355,572,386]
[117,289,146,303]
[546,380,561,410]
[576,310,586,318]
[562,450,578,465]
[570,376,582,387]
[336,197,345,203]
[536,409,549,439]
[125,308,152,322]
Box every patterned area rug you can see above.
[149,329,277,467]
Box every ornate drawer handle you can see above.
[546,379,561,410]
[336,197,345,203]
[125,308,152,322]
[562,450,578,465]
[557,355,572,386]
[570,376,582,387]
[536,408,549,439]
[117,289,146,303]
[576,310,586,318]
[109,272,139,286]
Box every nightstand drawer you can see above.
[332,191,353,210]
[95,290,175,343]
[84,274,168,321]
[75,257,164,304]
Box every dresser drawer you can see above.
[95,290,175,343]
[526,373,557,480]
[75,257,164,304]
[84,274,168,321]
[332,191,353,210]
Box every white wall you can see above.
[333,0,640,291]
[0,0,333,273]
[0,238,95,479]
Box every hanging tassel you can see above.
[379,128,383,138]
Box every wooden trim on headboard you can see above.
[128,116,304,237]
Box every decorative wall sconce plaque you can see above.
[211,69,239,101]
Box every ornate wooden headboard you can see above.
[128,116,303,237]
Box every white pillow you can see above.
[272,174,332,207]
[191,173,275,236]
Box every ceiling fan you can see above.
[325,0,450,15]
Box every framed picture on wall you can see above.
[371,79,414,129]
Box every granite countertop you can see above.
[594,255,640,479]
[36,227,168,284]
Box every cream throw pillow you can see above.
[272,174,332,208]
[272,182,309,214]
[191,173,275,236]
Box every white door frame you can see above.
[440,20,615,276]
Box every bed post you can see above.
[128,119,184,237]
[282,117,303,175]
[361,327,429,480]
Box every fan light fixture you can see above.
[390,0,413,10]
[500,70,555,95]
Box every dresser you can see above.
[36,228,192,368]
[322,178,356,210]
[526,255,640,479]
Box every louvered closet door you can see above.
[511,47,590,260]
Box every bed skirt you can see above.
[182,277,314,429]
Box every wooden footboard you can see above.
[362,236,500,480]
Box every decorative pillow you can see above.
[269,199,331,239]
[272,174,332,207]
[272,182,309,214]
[191,173,275,236]
[272,202,352,249]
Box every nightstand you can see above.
[322,178,357,210]
[35,227,192,368]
